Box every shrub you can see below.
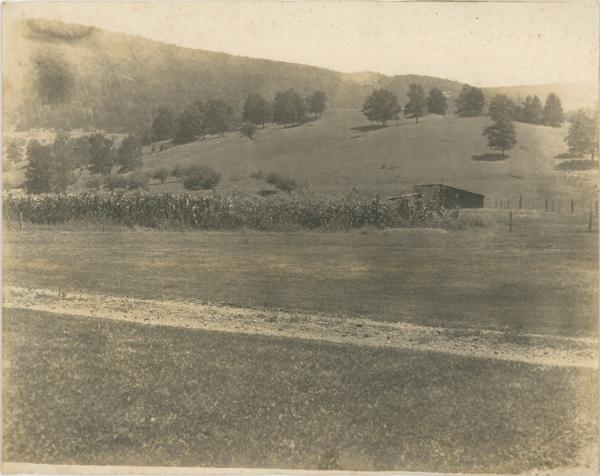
[183,166,221,190]
[104,175,128,191]
[127,172,149,190]
[240,121,257,139]
[152,168,170,183]
[85,176,102,191]
[266,172,297,194]
[172,164,186,178]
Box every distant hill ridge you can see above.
[4,18,597,133]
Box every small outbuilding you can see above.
[413,184,484,209]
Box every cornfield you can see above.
[3,191,456,231]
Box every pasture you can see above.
[137,110,597,202]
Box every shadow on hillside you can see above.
[350,125,385,133]
[555,152,584,160]
[555,160,597,171]
[283,117,320,129]
[472,153,508,162]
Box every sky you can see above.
[4,1,599,87]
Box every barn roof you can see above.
[414,184,484,198]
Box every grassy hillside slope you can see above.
[130,110,596,201]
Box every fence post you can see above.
[571,199,574,214]
[18,212,23,231]
[558,200,561,213]
[588,210,593,232]
[545,199,548,212]
[509,211,512,233]
[519,194,522,210]
[495,199,497,208]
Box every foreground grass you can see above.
[3,310,597,472]
[4,210,597,337]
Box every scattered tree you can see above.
[426,87,448,115]
[361,89,401,126]
[273,89,306,127]
[205,99,235,136]
[173,109,201,144]
[404,84,427,123]
[243,94,271,127]
[117,135,143,171]
[306,90,328,118]
[483,117,517,156]
[564,109,599,160]
[183,166,221,190]
[189,100,207,138]
[518,95,543,124]
[488,94,516,122]
[240,121,257,139]
[152,106,176,141]
[23,138,77,194]
[455,85,485,117]
[543,93,564,127]
[88,134,115,175]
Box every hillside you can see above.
[4,18,466,133]
[5,18,596,135]
[484,83,598,111]
[59,110,594,202]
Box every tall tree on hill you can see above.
[152,106,175,141]
[273,89,306,127]
[117,135,143,171]
[307,90,328,118]
[543,93,564,127]
[361,89,401,127]
[24,137,77,194]
[488,94,516,122]
[455,85,485,117]
[483,116,517,157]
[404,83,427,123]
[205,99,235,136]
[24,140,54,194]
[565,109,599,160]
[426,87,448,115]
[173,109,201,144]
[243,94,272,127]
[88,134,115,175]
[519,95,543,124]
[189,100,207,138]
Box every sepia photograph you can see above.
[2,1,599,474]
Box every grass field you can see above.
[3,309,597,472]
[3,209,597,337]
[136,110,597,202]
[3,206,598,472]
[7,111,596,204]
